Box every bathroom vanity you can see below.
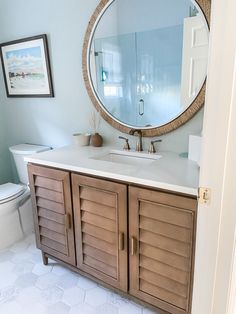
[26,145,199,314]
[26,0,210,311]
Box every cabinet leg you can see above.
[42,252,48,265]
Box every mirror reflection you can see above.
[89,0,209,128]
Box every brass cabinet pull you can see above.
[119,232,125,251]
[65,213,71,230]
[131,237,136,255]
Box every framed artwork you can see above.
[0,34,54,97]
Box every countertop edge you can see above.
[25,156,198,197]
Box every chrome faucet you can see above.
[129,129,143,152]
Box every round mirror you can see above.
[83,0,210,136]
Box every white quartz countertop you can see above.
[25,145,200,196]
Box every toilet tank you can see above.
[9,144,51,185]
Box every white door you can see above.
[181,15,209,110]
[191,0,236,313]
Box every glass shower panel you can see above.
[136,25,184,127]
[94,33,137,126]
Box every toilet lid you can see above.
[0,183,26,202]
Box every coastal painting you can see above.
[0,35,54,97]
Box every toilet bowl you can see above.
[0,183,29,249]
[0,144,51,250]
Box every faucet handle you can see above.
[119,136,130,150]
[148,139,162,154]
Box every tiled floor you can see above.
[0,234,158,314]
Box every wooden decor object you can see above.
[90,133,103,147]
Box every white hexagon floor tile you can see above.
[0,250,15,263]
[23,302,47,314]
[11,251,32,264]
[0,234,162,314]
[0,286,18,304]
[85,287,110,307]
[35,273,60,290]
[0,261,15,275]
[56,272,80,290]
[96,303,119,314]
[13,260,35,274]
[16,286,43,306]
[118,302,143,314]
[143,308,159,314]
[107,292,130,308]
[62,286,85,306]
[51,264,71,276]
[30,249,44,264]
[77,275,98,290]
[0,264,18,289]
[14,273,38,289]
[32,262,53,276]
[10,240,29,253]
[0,300,22,314]
[45,301,70,314]
[40,286,64,305]
[69,303,96,314]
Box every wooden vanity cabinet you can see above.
[129,187,197,314]
[72,174,128,292]
[28,164,197,314]
[28,164,76,266]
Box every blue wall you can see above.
[0,100,12,183]
[0,0,204,183]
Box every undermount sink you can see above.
[91,149,162,166]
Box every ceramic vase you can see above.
[90,133,103,147]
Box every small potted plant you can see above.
[89,111,103,147]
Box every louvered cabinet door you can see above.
[28,164,76,265]
[72,174,128,292]
[129,187,197,314]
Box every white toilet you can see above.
[0,144,51,250]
